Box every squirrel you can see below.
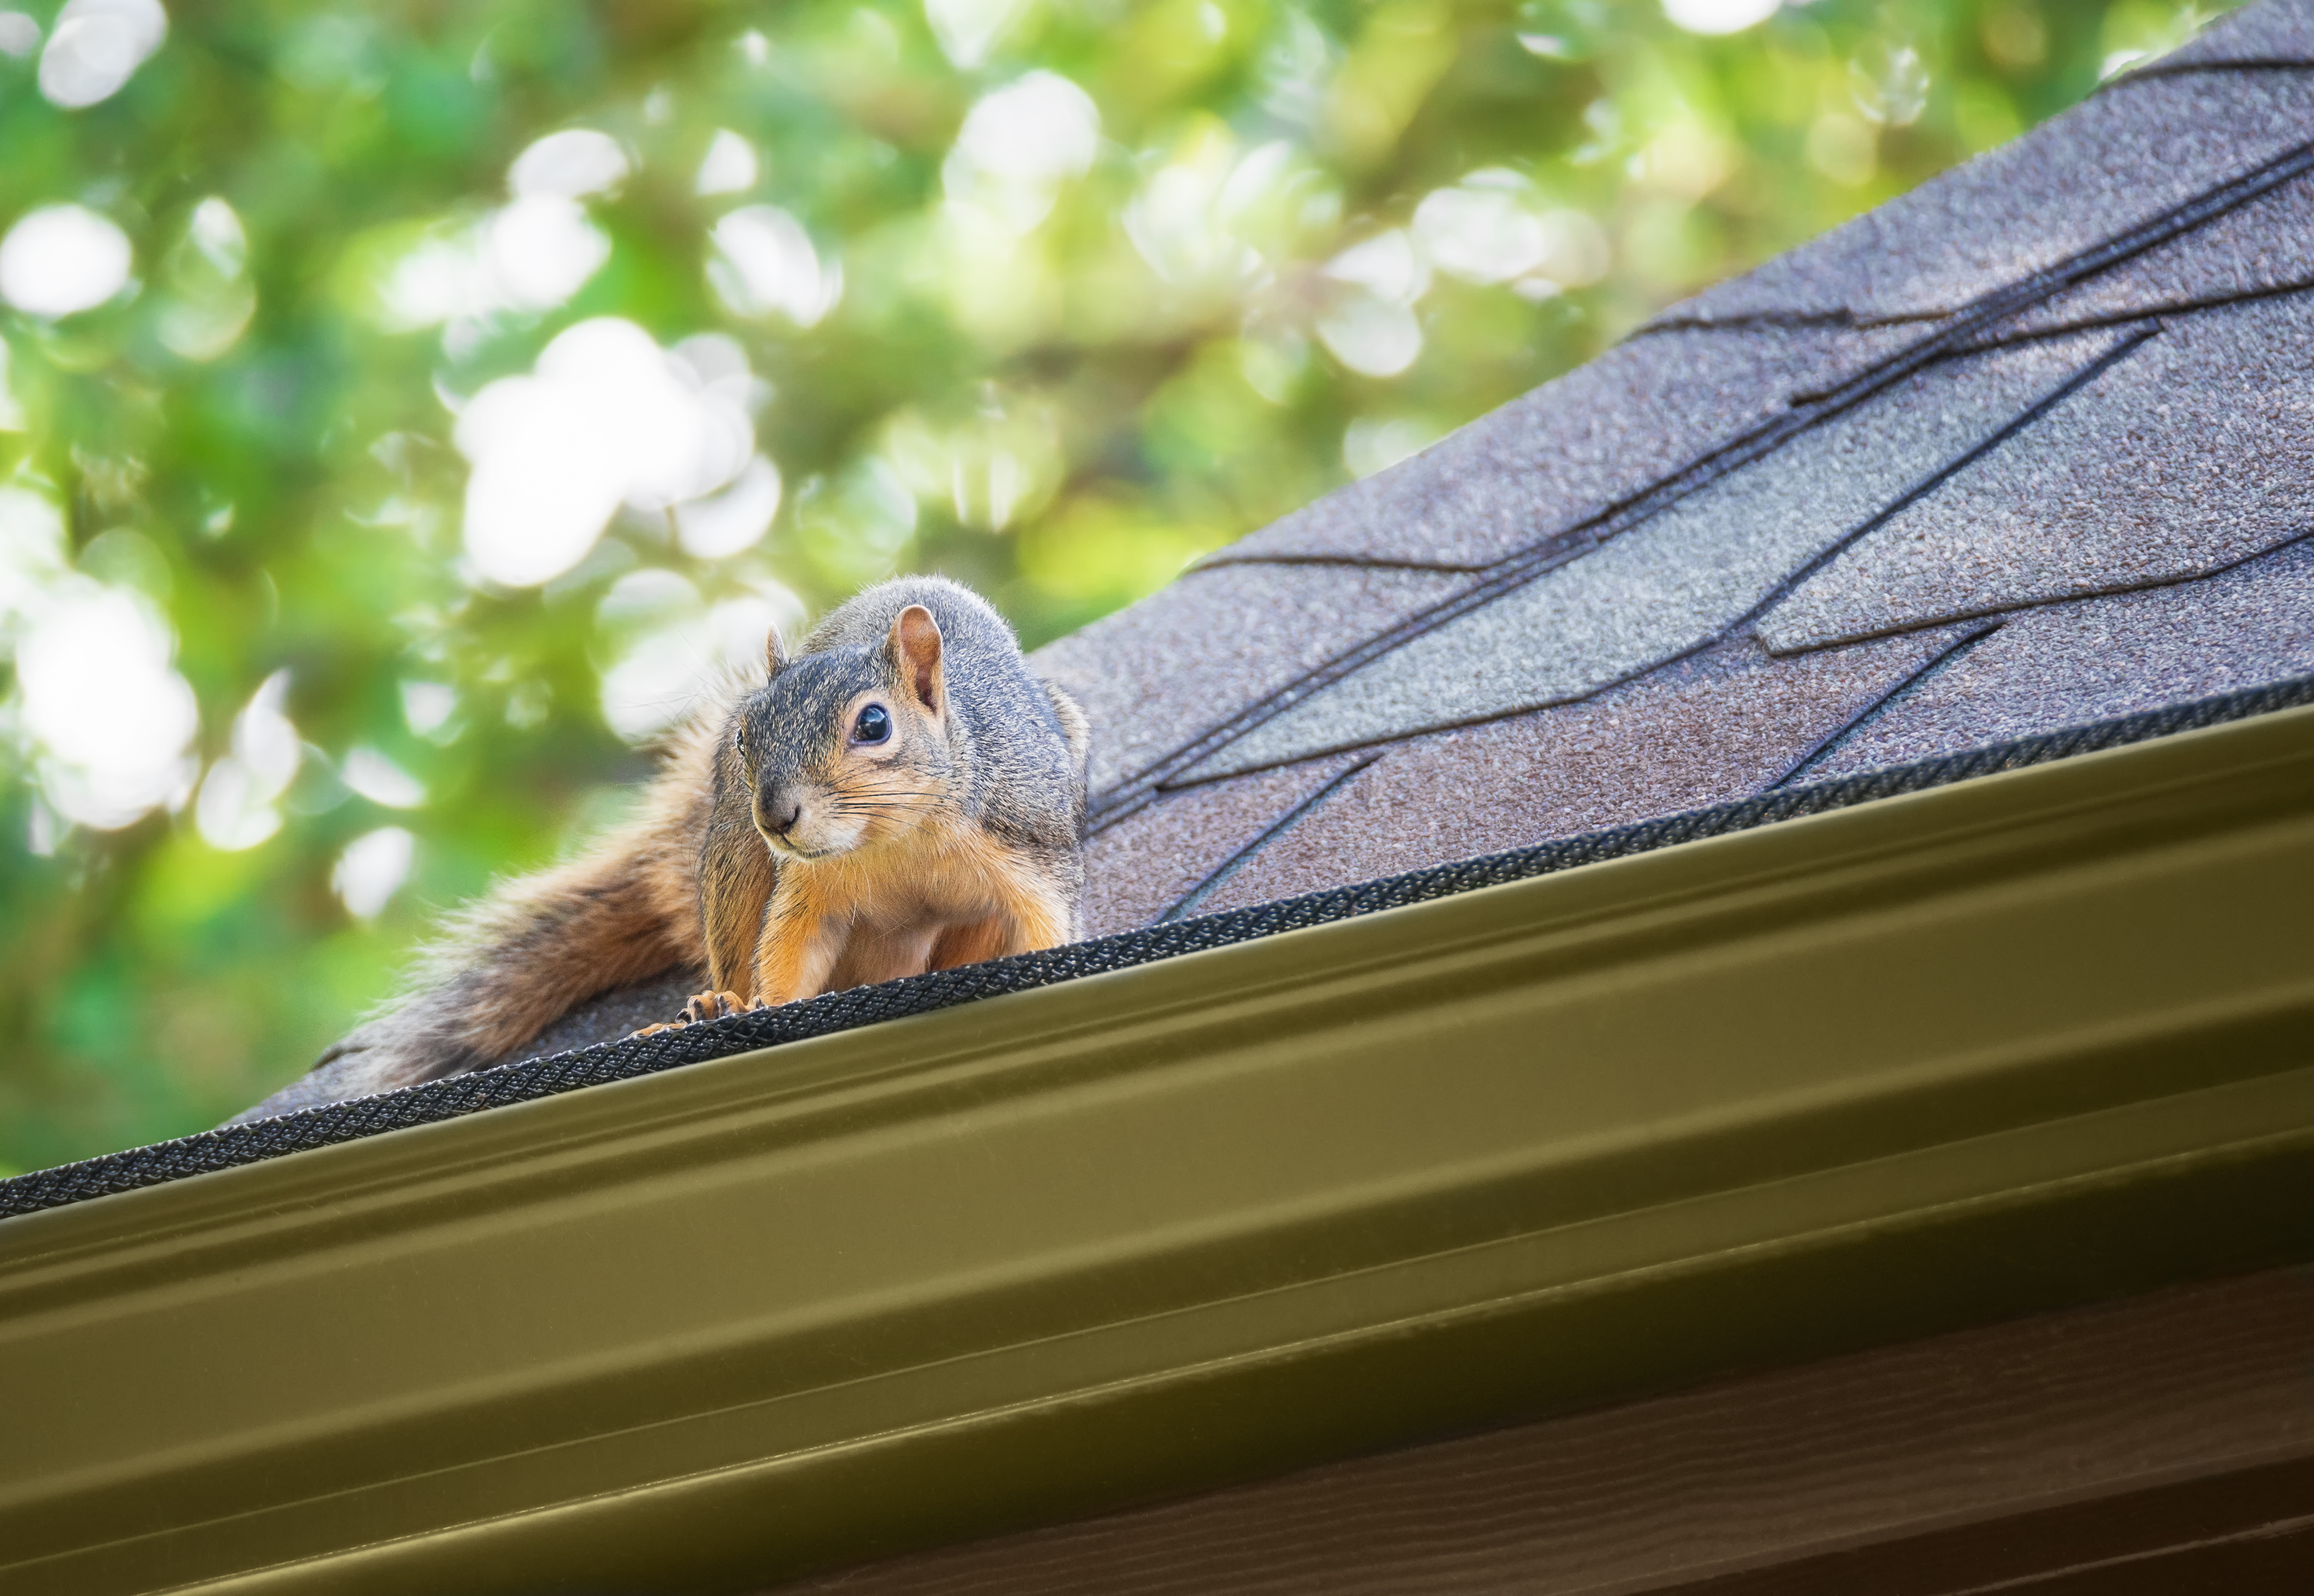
[674,575,1089,1021]
[229,577,1089,1121]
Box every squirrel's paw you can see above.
[630,991,759,1038]
[680,989,754,1024]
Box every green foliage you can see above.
[0,0,2231,1168]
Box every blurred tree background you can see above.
[0,0,2232,1170]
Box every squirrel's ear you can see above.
[890,604,944,717]
[763,626,787,678]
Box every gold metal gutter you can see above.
[5,707,2313,1596]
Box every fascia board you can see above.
[3,706,2312,1595]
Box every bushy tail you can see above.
[224,690,741,1123]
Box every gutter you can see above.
[3,704,2311,1595]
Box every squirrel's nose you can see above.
[766,799,802,836]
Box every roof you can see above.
[1025,0,2314,940]
[170,2,2314,1087]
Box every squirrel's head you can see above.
[732,603,954,862]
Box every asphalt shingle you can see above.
[1031,563,1462,797]
[1189,629,1978,914]
[1079,753,1371,937]
[1658,68,2314,325]
[1762,291,2314,653]
[1991,169,2314,338]
[1796,539,2314,781]
[514,975,702,1060]
[1177,329,2130,782]
[1200,325,1918,571]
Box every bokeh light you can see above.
[0,204,131,317]
[696,132,761,198]
[194,672,300,853]
[334,827,415,920]
[456,319,763,587]
[945,71,1102,231]
[16,585,197,829]
[708,207,844,328]
[1664,0,1785,35]
[38,0,166,110]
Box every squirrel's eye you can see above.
[852,704,892,745]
